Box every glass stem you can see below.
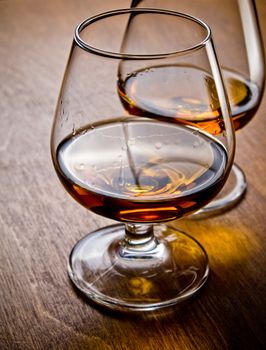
[118,223,160,258]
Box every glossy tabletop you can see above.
[0,1,265,349]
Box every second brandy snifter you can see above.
[51,8,235,311]
[131,0,265,218]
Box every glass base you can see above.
[68,223,209,312]
[190,163,247,220]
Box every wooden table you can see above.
[0,1,265,349]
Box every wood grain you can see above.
[0,1,265,349]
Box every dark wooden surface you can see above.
[0,1,266,349]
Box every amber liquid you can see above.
[55,119,228,223]
[118,65,260,133]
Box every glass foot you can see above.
[68,223,209,312]
[190,163,247,220]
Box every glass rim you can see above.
[74,7,212,59]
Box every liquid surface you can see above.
[56,119,228,222]
[118,65,260,133]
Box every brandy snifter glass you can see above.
[132,0,265,218]
[51,8,235,311]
